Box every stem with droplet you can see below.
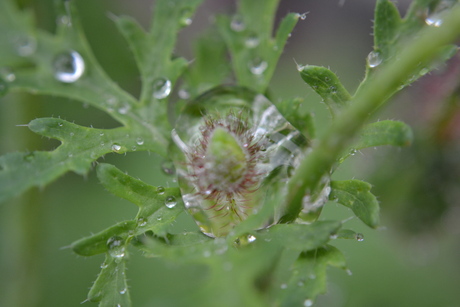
[280,5,460,223]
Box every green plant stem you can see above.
[280,5,460,223]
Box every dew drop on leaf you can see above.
[1,68,16,82]
[245,33,260,49]
[280,283,287,289]
[136,137,144,145]
[53,50,85,83]
[106,236,125,259]
[137,217,147,227]
[249,58,268,75]
[15,36,37,57]
[179,8,193,27]
[178,88,190,99]
[230,15,245,32]
[298,12,309,20]
[161,160,176,175]
[355,233,364,241]
[425,13,443,27]
[111,144,122,152]
[157,186,165,195]
[118,104,131,115]
[303,299,313,306]
[367,51,382,68]
[152,78,171,99]
[247,235,257,243]
[165,196,177,208]
[119,288,127,295]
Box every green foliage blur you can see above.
[1,0,459,306]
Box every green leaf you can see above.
[355,120,413,149]
[216,0,298,92]
[373,0,402,61]
[72,221,136,256]
[279,245,347,306]
[329,180,380,228]
[338,120,413,163]
[299,65,352,116]
[0,118,156,203]
[96,163,184,236]
[255,221,341,251]
[87,255,131,307]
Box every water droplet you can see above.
[99,132,104,136]
[53,50,85,83]
[118,104,131,114]
[280,283,288,289]
[329,234,338,240]
[100,262,108,269]
[161,160,176,175]
[157,186,165,195]
[57,15,72,27]
[355,233,364,241]
[245,33,260,48]
[298,12,309,20]
[135,137,144,145]
[425,13,443,27]
[178,88,190,99]
[119,288,127,295]
[0,78,8,97]
[152,78,171,99]
[179,8,193,27]
[346,269,353,276]
[303,299,313,306]
[107,236,125,259]
[15,36,37,57]
[137,217,147,227]
[112,144,122,152]
[367,51,382,68]
[165,196,177,208]
[230,15,245,32]
[248,58,268,75]
[1,68,16,82]
[69,132,74,137]
[247,235,257,243]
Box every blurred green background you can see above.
[1,0,459,306]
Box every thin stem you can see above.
[280,5,460,223]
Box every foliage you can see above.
[1,0,460,306]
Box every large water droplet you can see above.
[53,51,85,83]
[171,86,309,237]
[165,196,177,208]
[247,235,257,243]
[367,51,382,68]
[249,58,268,75]
[107,236,125,259]
[303,299,313,306]
[136,137,144,145]
[356,233,364,242]
[230,15,245,32]
[152,78,171,99]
